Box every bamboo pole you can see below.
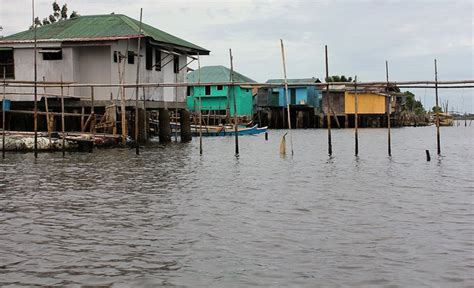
[60,76,65,157]
[229,48,239,157]
[174,73,178,142]
[2,67,5,159]
[80,105,85,131]
[142,86,146,140]
[325,45,332,156]
[4,79,474,89]
[120,40,129,145]
[90,86,95,153]
[198,53,203,155]
[33,0,38,158]
[354,75,359,156]
[134,8,143,155]
[280,40,293,155]
[386,61,392,157]
[435,59,441,155]
[42,76,52,148]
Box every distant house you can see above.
[322,88,390,127]
[258,78,322,108]
[186,65,256,117]
[0,14,209,105]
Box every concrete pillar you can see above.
[180,109,192,143]
[138,108,147,143]
[159,109,172,143]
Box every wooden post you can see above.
[174,73,179,142]
[229,49,239,157]
[60,76,65,157]
[354,75,359,156]
[142,86,147,140]
[42,77,52,148]
[434,59,441,155]
[2,67,5,159]
[198,53,203,155]
[386,61,392,157]
[90,86,95,153]
[33,0,38,158]
[120,85,127,145]
[180,109,192,142]
[80,105,85,132]
[159,109,172,143]
[325,45,332,156]
[280,39,293,155]
[134,8,143,155]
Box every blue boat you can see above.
[178,124,267,137]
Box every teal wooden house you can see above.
[186,66,256,117]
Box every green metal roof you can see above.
[0,14,209,55]
[266,77,321,84]
[187,66,256,83]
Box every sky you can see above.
[0,0,473,112]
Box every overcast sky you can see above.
[1,0,472,112]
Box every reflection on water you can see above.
[0,126,473,287]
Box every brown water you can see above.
[0,126,473,287]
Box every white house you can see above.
[0,14,210,107]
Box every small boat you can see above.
[170,123,267,137]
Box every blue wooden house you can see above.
[257,78,322,108]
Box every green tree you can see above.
[432,106,443,113]
[30,2,79,29]
[325,75,353,82]
[402,90,426,115]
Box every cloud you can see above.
[1,0,472,111]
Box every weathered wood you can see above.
[280,40,293,155]
[180,109,192,143]
[60,76,65,157]
[354,76,359,156]
[159,109,171,143]
[434,59,441,155]
[42,77,52,148]
[2,67,5,159]
[134,8,143,155]
[325,45,332,156]
[229,48,239,157]
[386,61,392,157]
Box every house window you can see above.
[173,55,179,74]
[205,86,211,95]
[217,85,223,91]
[146,44,152,70]
[41,48,62,60]
[0,48,14,79]
[113,51,118,63]
[128,51,135,64]
[155,49,161,71]
[186,86,191,96]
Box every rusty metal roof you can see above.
[0,14,209,55]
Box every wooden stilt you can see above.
[434,59,441,155]
[325,45,332,156]
[354,76,359,156]
[134,8,143,155]
[60,76,65,157]
[198,53,203,155]
[229,48,239,157]
[2,67,5,159]
[33,0,38,158]
[42,77,52,148]
[386,61,392,157]
[280,39,293,155]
